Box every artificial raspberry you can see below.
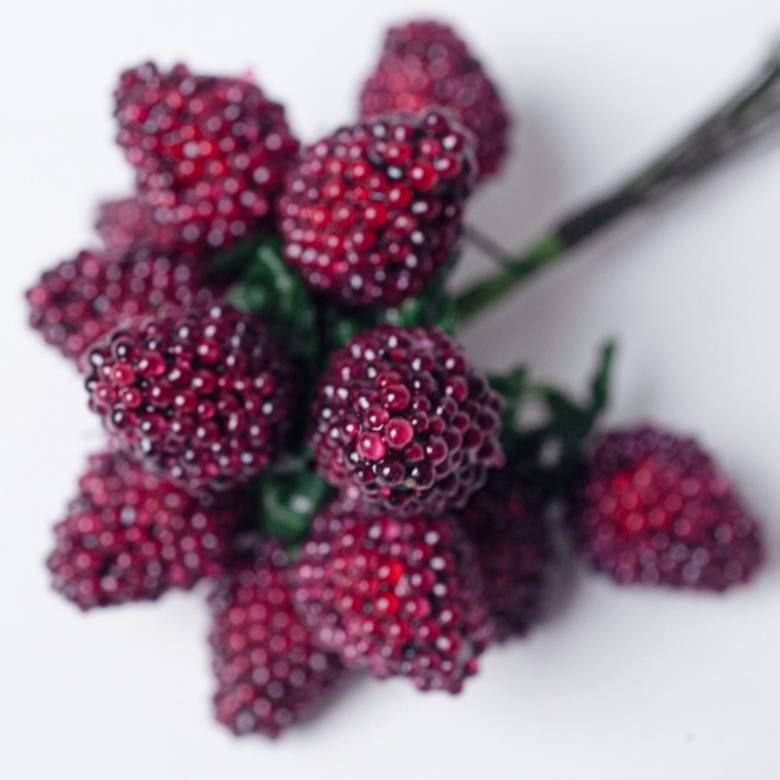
[95,196,178,251]
[360,20,510,179]
[47,450,239,610]
[209,539,345,737]
[293,504,493,693]
[570,426,763,590]
[311,325,504,515]
[278,109,477,306]
[460,467,553,639]
[115,62,299,250]
[84,304,295,491]
[26,244,210,363]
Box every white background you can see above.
[2,1,780,777]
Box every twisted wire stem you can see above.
[457,42,780,324]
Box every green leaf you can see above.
[259,467,333,545]
[588,339,616,418]
[224,238,319,361]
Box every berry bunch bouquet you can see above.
[26,19,778,737]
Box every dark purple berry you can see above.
[278,110,477,306]
[47,450,240,610]
[311,325,505,515]
[293,502,493,693]
[84,304,295,492]
[570,426,763,590]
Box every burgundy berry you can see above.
[460,466,554,639]
[26,244,211,364]
[293,502,493,693]
[209,539,345,737]
[84,304,295,492]
[278,109,477,306]
[47,450,240,610]
[570,426,763,590]
[311,325,505,516]
[115,62,300,250]
[360,19,510,179]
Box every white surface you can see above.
[2,1,780,778]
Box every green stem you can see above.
[455,41,780,325]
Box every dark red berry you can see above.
[26,244,211,363]
[570,426,763,590]
[293,503,493,693]
[278,110,477,306]
[84,304,295,491]
[115,62,299,250]
[360,19,510,179]
[311,325,504,515]
[209,538,345,737]
[95,196,178,251]
[47,450,239,610]
[460,467,553,639]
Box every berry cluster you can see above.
[209,539,345,736]
[570,427,762,590]
[279,110,477,305]
[115,62,300,250]
[311,325,505,514]
[293,503,493,693]
[84,304,295,491]
[360,20,510,179]
[48,451,241,609]
[24,16,766,742]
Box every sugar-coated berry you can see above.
[84,304,295,492]
[278,109,477,306]
[293,503,493,693]
[360,19,510,179]
[115,62,300,250]
[460,467,553,639]
[47,451,239,610]
[570,426,763,590]
[311,325,505,516]
[26,244,211,363]
[209,539,345,737]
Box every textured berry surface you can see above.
[311,325,504,515]
[460,468,553,638]
[95,196,178,251]
[360,20,510,179]
[85,304,295,491]
[209,539,345,737]
[278,109,476,306]
[26,245,209,363]
[293,504,493,693]
[571,426,763,590]
[48,451,238,610]
[115,62,299,250]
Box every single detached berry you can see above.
[95,196,178,251]
[293,503,493,693]
[115,62,300,250]
[85,304,295,491]
[311,325,504,515]
[278,109,477,306]
[460,468,553,639]
[26,244,210,363]
[571,426,763,590]
[360,19,510,179]
[209,539,345,737]
[47,451,239,610]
